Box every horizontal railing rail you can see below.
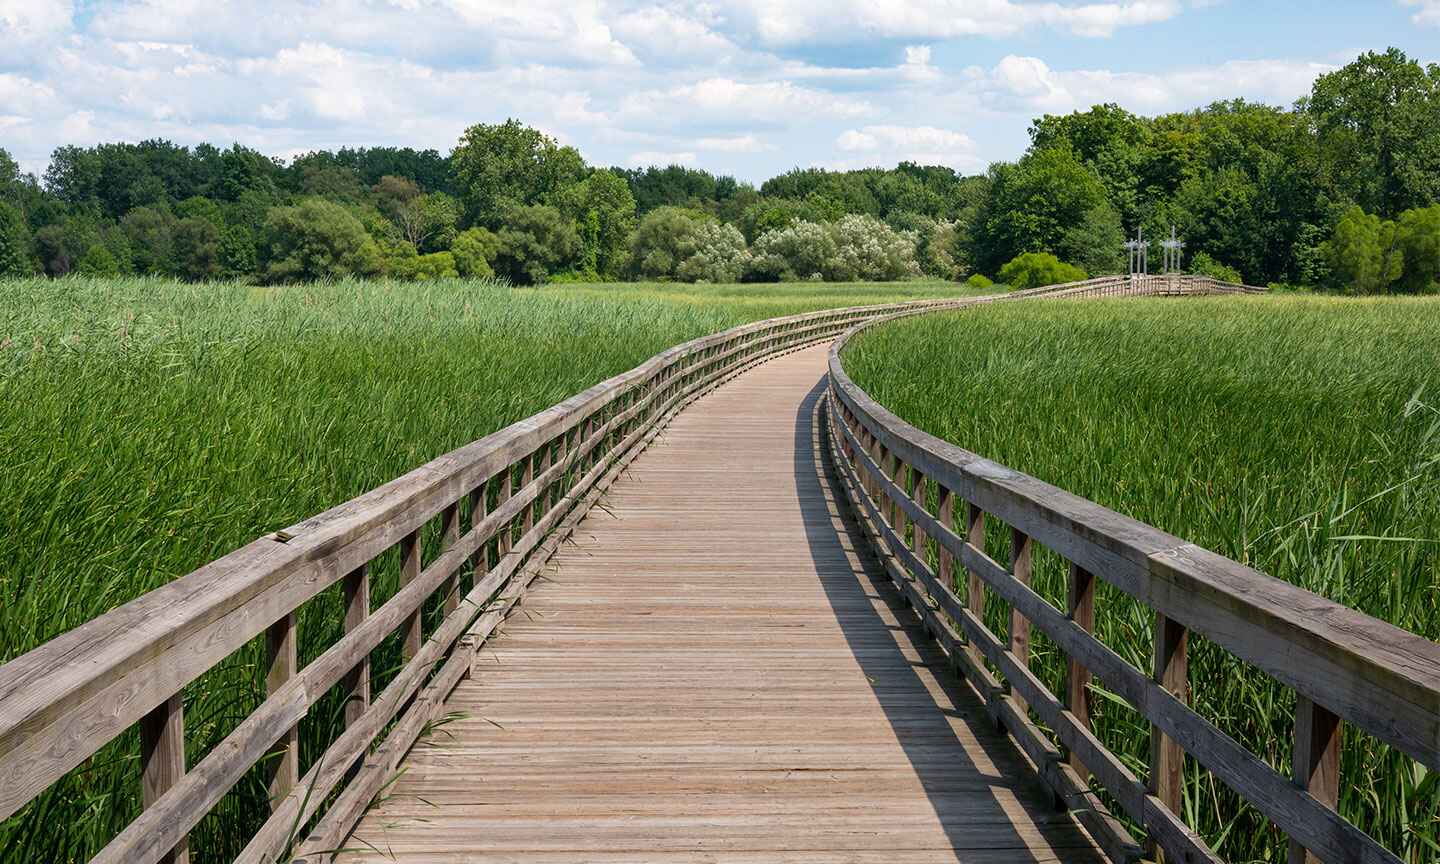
[823,290,1438,864]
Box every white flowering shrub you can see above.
[746,219,837,282]
[676,222,749,283]
[827,214,922,281]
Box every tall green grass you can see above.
[841,295,1440,862]
[0,275,976,863]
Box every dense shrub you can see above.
[0,202,31,277]
[748,220,837,282]
[1189,251,1244,284]
[1326,206,1403,294]
[264,198,380,283]
[493,204,581,285]
[965,273,994,290]
[451,226,500,279]
[998,251,1086,290]
[627,206,709,280]
[75,245,120,277]
[827,214,921,282]
[676,222,749,283]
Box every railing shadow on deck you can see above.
[790,376,1106,862]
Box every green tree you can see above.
[451,120,586,226]
[626,206,710,280]
[173,217,221,281]
[492,204,581,285]
[997,251,1087,290]
[0,201,33,277]
[973,147,1111,275]
[218,224,257,279]
[121,206,177,276]
[1189,252,1244,283]
[1396,206,1440,293]
[1306,48,1440,216]
[263,198,378,282]
[450,227,500,279]
[555,169,637,278]
[1327,205,1404,294]
[75,245,121,277]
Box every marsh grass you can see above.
[841,294,1440,862]
[0,275,976,862]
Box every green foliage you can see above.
[1189,251,1244,284]
[218,224,257,280]
[748,220,837,282]
[974,146,1112,275]
[121,206,176,276]
[1307,48,1440,216]
[826,214,921,282]
[450,226,500,279]
[450,119,585,226]
[1327,205,1404,294]
[493,204,581,285]
[555,169,637,279]
[842,296,1440,862]
[0,202,32,277]
[263,198,377,283]
[1396,205,1440,294]
[627,206,711,280]
[997,251,1086,290]
[675,222,749,283]
[172,217,221,282]
[75,245,121,277]
[965,273,994,290]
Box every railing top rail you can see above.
[825,297,1439,771]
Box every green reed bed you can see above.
[841,294,1440,863]
[0,275,974,863]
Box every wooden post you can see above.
[140,694,189,864]
[400,529,422,661]
[1289,697,1341,864]
[467,485,487,592]
[1066,562,1095,775]
[440,502,461,617]
[891,455,906,535]
[911,470,928,572]
[265,612,298,806]
[537,441,553,513]
[1009,527,1033,716]
[1150,612,1189,859]
[342,563,370,729]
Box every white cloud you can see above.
[1401,0,1440,26]
[696,134,773,152]
[628,149,697,166]
[721,0,1183,44]
[621,77,874,127]
[833,124,982,171]
[978,54,1333,114]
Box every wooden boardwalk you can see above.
[345,344,1103,863]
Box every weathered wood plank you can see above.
[140,694,189,864]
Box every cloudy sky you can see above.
[1,1,1436,182]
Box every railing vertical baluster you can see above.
[1150,612,1189,859]
[964,503,986,670]
[911,469,928,568]
[342,563,370,728]
[522,452,536,536]
[1009,527,1033,716]
[400,529,422,661]
[537,441,553,514]
[1066,562,1095,775]
[265,612,298,806]
[440,501,461,617]
[935,484,954,591]
[891,455,906,534]
[140,694,189,864]
[497,464,514,564]
[1289,697,1341,864]
[467,485,486,591]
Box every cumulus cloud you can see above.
[628,149,697,166]
[833,124,982,171]
[1401,0,1440,25]
[977,54,1333,114]
[696,134,773,152]
[621,78,874,127]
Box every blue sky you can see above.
[1,1,1436,182]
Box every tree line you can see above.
[0,48,1436,292]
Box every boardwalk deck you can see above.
[345,344,1103,863]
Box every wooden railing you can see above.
[0,295,983,864]
[823,299,1439,864]
[0,275,1271,864]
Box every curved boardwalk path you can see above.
[346,344,1103,863]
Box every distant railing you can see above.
[823,290,1438,864]
[0,274,1272,864]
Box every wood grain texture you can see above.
[344,345,1103,863]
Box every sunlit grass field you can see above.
[841,294,1440,862]
[0,275,976,862]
